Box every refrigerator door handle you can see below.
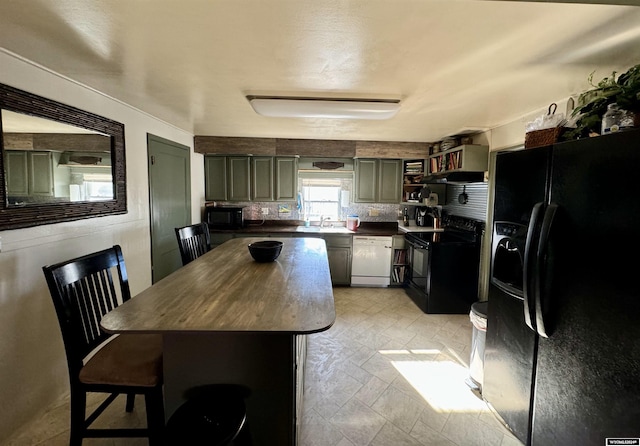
[533,202,558,338]
[523,202,543,332]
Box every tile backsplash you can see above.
[210,182,488,224]
[224,201,402,223]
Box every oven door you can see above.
[406,237,430,291]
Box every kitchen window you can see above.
[70,172,113,202]
[299,174,352,222]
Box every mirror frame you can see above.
[0,82,126,230]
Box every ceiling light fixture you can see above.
[247,96,400,120]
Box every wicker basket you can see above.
[525,127,564,149]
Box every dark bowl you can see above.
[248,240,283,262]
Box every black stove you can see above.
[403,215,485,314]
[404,215,484,246]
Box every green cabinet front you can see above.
[206,155,297,202]
[354,158,401,203]
[275,157,298,201]
[205,156,228,201]
[252,157,274,201]
[325,235,352,286]
[354,159,378,203]
[4,150,53,197]
[228,157,251,201]
[378,159,402,203]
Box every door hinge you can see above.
[150,155,155,165]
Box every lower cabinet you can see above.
[324,235,352,286]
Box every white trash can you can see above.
[468,301,488,394]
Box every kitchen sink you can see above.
[295,226,351,234]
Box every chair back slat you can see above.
[175,222,212,265]
[43,245,131,374]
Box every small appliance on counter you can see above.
[415,207,430,226]
[204,205,245,229]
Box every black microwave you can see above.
[205,206,245,229]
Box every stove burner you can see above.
[404,216,484,246]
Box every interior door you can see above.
[148,134,191,283]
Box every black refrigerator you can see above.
[483,129,640,446]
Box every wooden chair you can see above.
[42,245,164,446]
[175,222,212,265]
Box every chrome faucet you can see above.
[320,215,331,227]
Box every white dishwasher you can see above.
[351,236,393,287]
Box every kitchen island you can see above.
[101,237,335,445]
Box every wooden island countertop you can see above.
[101,236,335,335]
[100,236,335,445]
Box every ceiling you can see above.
[1,0,639,143]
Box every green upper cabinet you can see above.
[205,155,298,202]
[354,158,401,203]
[354,159,377,202]
[5,150,29,196]
[275,157,298,201]
[252,157,274,201]
[204,155,250,201]
[205,155,228,201]
[227,156,251,201]
[5,150,54,197]
[378,159,402,203]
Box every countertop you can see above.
[209,220,446,236]
[214,220,401,236]
[101,237,336,334]
[397,221,445,233]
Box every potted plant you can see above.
[615,63,640,113]
[562,62,640,141]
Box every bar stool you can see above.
[166,384,252,446]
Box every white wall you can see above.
[0,50,201,442]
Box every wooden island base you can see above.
[164,332,306,445]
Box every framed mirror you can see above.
[0,83,126,230]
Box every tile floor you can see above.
[4,287,522,446]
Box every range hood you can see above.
[58,151,112,168]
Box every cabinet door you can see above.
[275,157,298,201]
[205,156,228,201]
[5,151,53,197]
[378,159,401,203]
[327,247,351,285]
[4,150,29,196]
[252,157,274,201]
[325,235,352,285]
[29,151,54,196]
[354,159,377,202]
[228,156,251,201]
